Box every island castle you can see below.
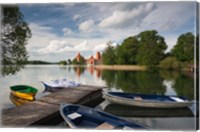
[75,52,101,65]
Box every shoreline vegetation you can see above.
[93,65,147,71]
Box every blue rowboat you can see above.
[41,78,80,92]
[60,103,146,129]
[103,91,193,108]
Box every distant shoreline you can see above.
[93,65,147,71]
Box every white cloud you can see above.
[63,27,72,36]
[26,23,59,51]
[99,3,156,29]
[73,14,81,21]
[79,19,95,32]
[93,42,118,52]
[36,40,89,55]
[74,40,88,51]
[142,2,195,32]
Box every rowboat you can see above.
[42,78,80,92]
[10,93,34,106]
[10,85,38,101]
[104,104,194,117]
[103,91,193,108]
[60,103,146,129]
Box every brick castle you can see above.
[75,52,101,65]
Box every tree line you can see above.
[102,30,197,70]
[1,6,197,76]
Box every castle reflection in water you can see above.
[73,66,101,79]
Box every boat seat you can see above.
[67,112,82,120]
[134,96,143,100]
[96,122,115,129]
[170,97,185,102]
[123,126,133,130]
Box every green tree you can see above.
[196,35,199,63]
[102,41,117,65]
[67,59,72,64]
[2,6,32,65]
[171,32,194,62]
[116,36,138,64]
[72,55,85,65]
[59,60,67,65]
[159,57,181,70]
[136,30,167,66]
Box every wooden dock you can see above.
[2,85,106,127]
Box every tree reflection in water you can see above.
[101,70,194,100]
[1,65,25,76]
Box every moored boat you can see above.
[9,93,34,106]
[60,103,146,129]
[10,85,38,101]
[42,78,80,92]
[103,91,193,108]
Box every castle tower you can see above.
[89,55,94,65]
[96,52,101,60]
[76,53,81,62]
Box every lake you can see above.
[1,65,197,130]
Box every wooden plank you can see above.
[38,88,92,105]
[2,101,59,127]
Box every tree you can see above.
[67,59,72,64]
[59,60,67,65]
[72,55,85,65]
[116,36,138,64]
[159,57,180,70]
[136,30,167,66]
[171,32,194,62]
[102,41,117,65]
[2,6,32,65]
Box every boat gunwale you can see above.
[10,85,38,93]
[103,92,193,105]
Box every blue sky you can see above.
[19,2,196,62]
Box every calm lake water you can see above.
[1,65,197,130]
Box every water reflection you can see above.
[104,104,194,117]
[73,66,102,79]
[2,65,195,110]
[72,66,194,100]
[9,93,34,106]
[102,70,166,95]
[1,65,25,76]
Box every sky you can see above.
[18,2,197,62]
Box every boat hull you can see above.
[60,103,146,129]
[10,85,37,101]
[10,93,33,106]
[103,92,193,108]
[11,91,35,101]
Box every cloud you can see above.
[79,19,95,32]
[23,2,195,62]
[93,42,118,52]
[73,14,81,21]
[63,27,72,36]
[142,2,195,32]
[36,40,89,55]
[98,3,156,29]
[74,40,88,51]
